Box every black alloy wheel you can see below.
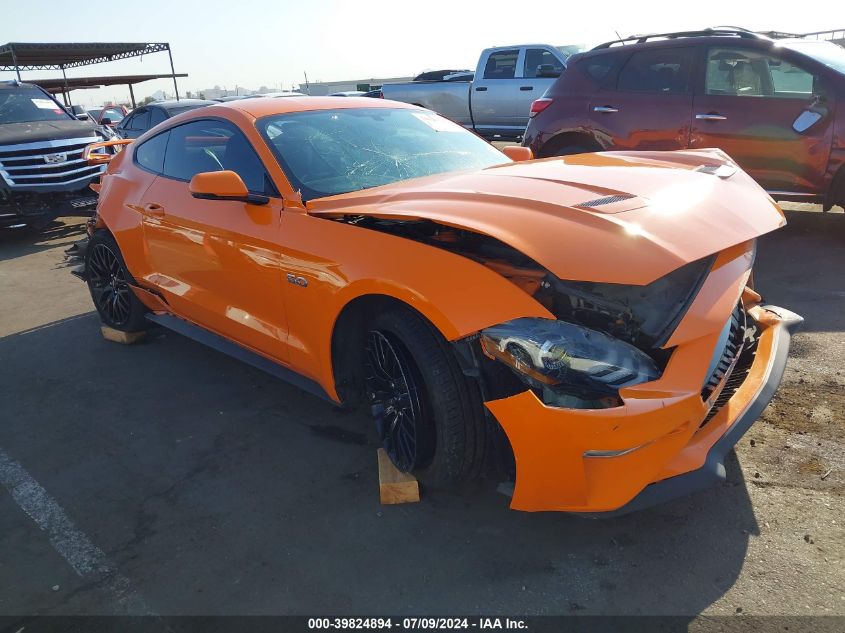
[365,330,433,472]
[87,242,133,326]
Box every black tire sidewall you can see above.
[368,307,485,488]
[85,230,148,332]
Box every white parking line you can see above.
[0,446,153,614]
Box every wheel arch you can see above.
[538,130,604,157]
[328,291,463,407]
[825,159,845,211]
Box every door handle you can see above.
[696,113,727,121]
[593,105,618,113]
[520,86,533,91]
[143,202,165,218]
[475,86,488,92]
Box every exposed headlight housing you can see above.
[479,318,660,403]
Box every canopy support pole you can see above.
[61,65,71,106]
[128,83,136,108]
[166,46,179,101]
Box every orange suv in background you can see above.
[523,28,845,210]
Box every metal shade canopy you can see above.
[0,42,182,106]
[0,42,169,71]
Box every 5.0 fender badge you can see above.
[287,273,308,287]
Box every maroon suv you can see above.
[523,28,845,210]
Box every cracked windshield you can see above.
[258,107,509,201]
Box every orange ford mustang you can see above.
[80,97,802,514]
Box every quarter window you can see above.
[705,48,817,98]
[582,54,619,82]
[617,48,693,94]
[135,131,169,174]
[129,109,150,131]
[149,108,167,128]
[483,50,519,79]
[161,119,272,194]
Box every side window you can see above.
[162,119,272,194]
[483,49,519,80]
[769,59,814,96]
[149,108,167,128]
[523,49,563,78]
[706,48,818,98]
[130,109,150,131]
[617,47,693,94]
[135,131,169,174]
[581,54,620,83]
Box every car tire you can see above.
[85,230,148,332]
[364,305,486,488]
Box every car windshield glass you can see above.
[0,88,71,123]
[103,107,124,122]
[556,44,584,60]
[257,108,509,201]
[783,40,845,74]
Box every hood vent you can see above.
[578,194,635,208]
[695,164,736,179]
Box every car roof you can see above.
[0,80,41,90]
[258,91,307,97]
[216,96,417,119]
[574,35,778,65]
[149,99,217,113]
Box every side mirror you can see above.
[189,170,269,205]
[536,64,562,78]
[792,109,824,134]
[76,113,90,121]
[501,146,533,162]
[100,117,113,126]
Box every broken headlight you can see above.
[479,318,660,400]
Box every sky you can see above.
[2,0,842,106]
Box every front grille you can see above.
[699,306,759,428]
[0,137,104,189]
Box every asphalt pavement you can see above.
[0,209,842,619]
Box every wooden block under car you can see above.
[377,448,420,505]
[100,325,145,345]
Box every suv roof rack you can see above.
[592,27,770,49]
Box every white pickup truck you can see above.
[381,44,579,140]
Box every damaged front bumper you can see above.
[0,187,99,229]
[486,303,803,514]
[586,305,803,516]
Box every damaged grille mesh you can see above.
[700,305,758,428]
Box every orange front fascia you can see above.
[484,244,766,512]
[656,304,780,479]
[487,311,781,512]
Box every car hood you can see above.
[307,149,785,285]
[0,119,101,146]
